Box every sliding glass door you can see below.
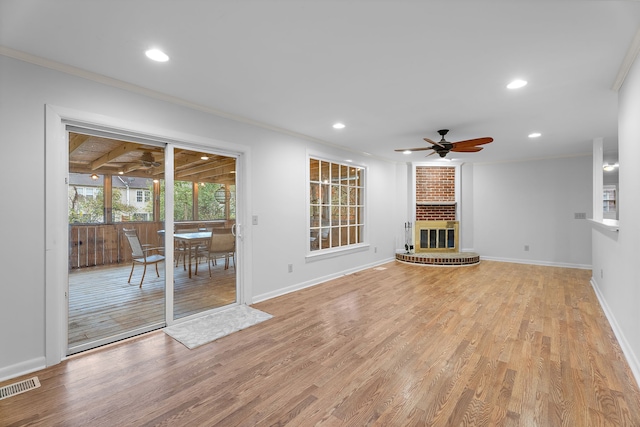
[67,132,239,354]
[67,133,166,353]
[171,148,237,320]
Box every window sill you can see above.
[305,244,370,262]
[588,218,619,232]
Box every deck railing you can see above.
[69,220,233,269]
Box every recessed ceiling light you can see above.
[507,79,527,89]
[528,132,542,138]
[332,123,346,129]
[403,150,412,155]
[345,159,353,163]
[145,49,169,62]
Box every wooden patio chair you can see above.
[123,228,165,287]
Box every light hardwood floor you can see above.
[2,261,640,426]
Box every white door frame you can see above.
[45,104,253,366]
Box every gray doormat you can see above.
[164,305,273,349]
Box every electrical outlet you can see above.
[288,264,293,273]
[252,215,259,225]
[374,247,378,253]
[524,245,530,251]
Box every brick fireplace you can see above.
[415,166,456,221]
[415,166,458,251]
[397,164,478,265]
[416,204,456,221]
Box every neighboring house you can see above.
[68,173,153,223]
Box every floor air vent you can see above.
[0,377,41,400]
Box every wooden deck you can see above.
[68,259,236,349]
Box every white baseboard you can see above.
[0,356,46,383]
[480,255,592,270]
[251,257,395,304]
[590,277,640,389]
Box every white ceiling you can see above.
[2,0,639,163]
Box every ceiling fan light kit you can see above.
[395,129,493,158]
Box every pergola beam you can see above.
[176,158,235,179]
[69,133,90,155]
[91,142,140,170]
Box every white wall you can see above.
[460,163,474,251]
[471,156,592,268]
[0,55,404,380]
[591,50,640,383]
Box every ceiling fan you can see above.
[395,129,493,158]
[139,151,161,168]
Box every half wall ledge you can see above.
[395,251,480,266]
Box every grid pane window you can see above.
[309,157,365,252]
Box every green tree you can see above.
[198,182,231,220]
[155,180,234,221]
[157,180,194,221]
[69,186,104,223]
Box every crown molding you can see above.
[612,28,640,92]
[0,45,391,164]
[0,46,312,139]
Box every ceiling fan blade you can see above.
[394,147,434,152]
[424,151,437,158]
[423,137,445,148]
[451,137,493,148]
[451,146,483,152]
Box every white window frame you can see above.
[135,189,150,203]
[306,153,369,261]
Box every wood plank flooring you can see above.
[3,261,640,426]
[69,260,236,348]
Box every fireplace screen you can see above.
[414,220,459,252]
[420,228,455,249]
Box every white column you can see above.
[592,137,603,222]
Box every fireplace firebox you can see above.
[414,220,459,253]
